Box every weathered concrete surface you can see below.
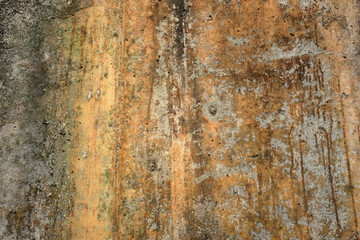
[1,0,360,239]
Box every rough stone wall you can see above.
[1,0,360,239]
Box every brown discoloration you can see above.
[3,0,360,239]
[55,0,360,238]
[55,1,121,239]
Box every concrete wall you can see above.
[1,0,360,239]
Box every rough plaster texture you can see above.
[1,0,360,239]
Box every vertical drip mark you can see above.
[85,6,97,238]
[315,61,324,90]
[298,136,311,239]
[90,3,107,236]
[357,125,360,146]
[321,140,326,168]
[115,0,126,238]
[288,128,301,238]
[144,1,161,239]
[317,99,321,119]
[172,0,187,90]
[170,0,188,239]
[112,2,120,235]
[308,75,312,101]
[256,164,263,211]
[112,26,120,240]
[338,80,359,238]
[270,174,280,240]
[313,61,320,93]
[314,132,322,166]
[314,134,319,153]
[65,17,77,240]
[79,24,88,82]
[76,19,89,239]
[65,18,77,82]
[325,114,341,236]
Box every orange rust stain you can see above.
[50,0,360,239]
[62,1,121,239]
[170,137,188,239]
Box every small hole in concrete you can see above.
[209,105,217,115]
